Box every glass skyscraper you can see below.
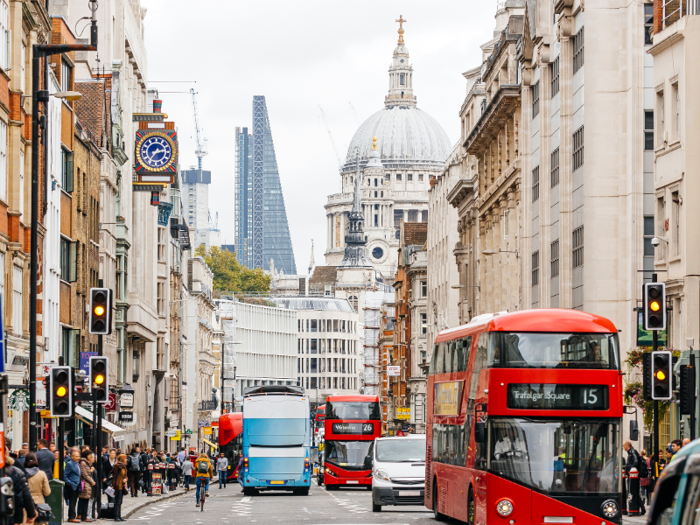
[234,96,297,274]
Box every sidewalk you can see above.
[623,514,647,524]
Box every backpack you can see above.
[638,454,649,478]
[197,460,209,474]
[128,455,140,471]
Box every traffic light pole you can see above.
[93,333,103,519]
[57,356,65,482]
[652,273,660,479]
[690,352,696,441]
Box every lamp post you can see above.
[28,3,99,451]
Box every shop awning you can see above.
[75,406,125,436]
[201,438,218,450]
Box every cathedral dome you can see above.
[343,106,451,171]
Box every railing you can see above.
[662,0,699,31]
[198,400,217,411]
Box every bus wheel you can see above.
[467,489,475,525]
[432,482,445,522]
[243,487,256,496]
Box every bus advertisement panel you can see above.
[241,385,312,495]
[324,395,381,488]
[425,309,623,525]
[218,412,243,481]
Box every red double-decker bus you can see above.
[324,395,380,489]
[426,309,623,524]
[218,413,243,481]
[316,404,326,425]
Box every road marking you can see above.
[241,496,252,503]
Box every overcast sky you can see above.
[140,0,497,272]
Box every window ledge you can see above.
[668,255,682,263]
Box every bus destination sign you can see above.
[507,384,609,410]
[332,423,375,435]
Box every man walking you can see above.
[64,447,82,522]
[623,441,646,515]
[36,439,55,480]
[216,453,228,489]
[127,448,141,497]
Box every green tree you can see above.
[195,245,271,293]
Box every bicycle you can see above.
[200,484,206,512]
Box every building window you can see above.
[532,166,540,202]
[60,237,77,282]
[132,350,140,383]
[12,264,21,334]
[348,295,358,312]
[645,4,654,45]
[550,56,560,97]
[573,126,584,170]
[644,216,655,257]
[573,27,585,74]
[551,240,559,278]
[0,118,6,201]
[310,358,317,373]
[61,149,74,192]
[672,82,679,141]
[157,282,165,316]
[658,90,665,145]
[532,81,540,117]
[672,191,680,256]
[310,377,317,389]
[407,174,413,182]
[157,227,166,262]
[573,226,584,268]
[310,319,318,332]
[419,174,424,182]
[421,313,427,335]
[61,59,71,92]
[396,174,402,181]
[421,281,427,297]
[645,111,654,150]
[657,197,666,260]
[20,42,25,94]
[532,251,539,287]
[18,149,23,219]
[385,174,390,181]
[551,148,560,188]
[310,339,318,354]
[0,1,7,71]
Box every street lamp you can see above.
[28,1,99,452]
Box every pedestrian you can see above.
[216,453,228,489]
[35,439,55,481]
[176,448,186,464]
[111,454,128,522]
[194,453,212,507]
[236,452,244,489]
[6,438,17,460]
[78,450,96,522]
[5,449,37,525]
[49,443,56,453]
[17,449,27,467]
[53,451,59,480]
[181,456,193,491]
[103,449,117,486]
[126,449,141,498]
[623,441,645,515]
[640,449,651,505]
[24,452,51,506]
[64,447,82,523]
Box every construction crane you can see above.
[191,88,208,169]
[318,105,343,168]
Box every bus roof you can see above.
[218,412,242,446]
[326,395,379,402]
[435,308,618,343]
[243,385,304,396]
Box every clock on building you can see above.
[135,131,177,172]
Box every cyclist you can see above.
[194,453,213,508]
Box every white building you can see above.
[269,296,361,402]
[218,299,298,410]
[324,22,451,278]
[181,168,220,250]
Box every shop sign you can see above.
[9,390,29,412]
[433,381,464,416]
[168,431,181,441]
[203,426,212,435]
[79,352,98,374]
[396,407,411,420]
[185,429,193,435]
[36,378,47,409]
[105,394,117,412]
[198,420,210,428]
[119,411,134,423]
[39,410,54,419]
[387,365,400,377]
[119,393,134,408]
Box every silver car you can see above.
[371,435,426,512]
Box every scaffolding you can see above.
[363,291,393,395]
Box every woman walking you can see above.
[111,454,128,522]
[25,452,51,506]
[78,451,96,522]
[640,449,651,505]
[181,456,193,492]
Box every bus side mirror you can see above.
[630,420,639,441]
[475,422,486,443]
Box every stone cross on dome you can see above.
[396,15,407,44]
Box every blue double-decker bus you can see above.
[240,385,312,495]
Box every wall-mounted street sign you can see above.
[119,393,134,408]
[119,411,134,422]
[165,430,179,438]
[387,366,400,377]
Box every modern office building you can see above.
[234,96,297,274]
[181,168,221,250]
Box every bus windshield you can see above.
[326,401,380,420]
[325,440,374,470]
[489,418,620,495]
[489,332,620,369]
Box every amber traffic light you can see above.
[643,283,666,331]
[49,366,73,417]
[89,288,111,335]
[89,356,109,403]
[652,351,672,401]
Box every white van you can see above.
[371,435,426,512]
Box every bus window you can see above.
[431,343,445,375]
[457,337,472,372]
[448,342,457,374]
[432,424,466,466]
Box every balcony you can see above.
[198,400,217,412]
[659,0,699,31]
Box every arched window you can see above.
[348,296,358,313]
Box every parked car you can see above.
[647,437,700,525]
[371,435,426,512]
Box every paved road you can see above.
[127,482,435,524]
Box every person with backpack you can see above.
[126,449,141,498]
[623,441,646,515]
[193,453,213,507]
[640,449,651,505]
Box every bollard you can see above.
[628,467,641,515]
[47,479,64,525]
[621,471,628,515]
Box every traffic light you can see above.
[89,288,111,335]
[642,352,652,401]
[89,356,109,403]
[680,364,696,415]
[652,350,673,400]
[643,283,666,331]
[49,366,73,417]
